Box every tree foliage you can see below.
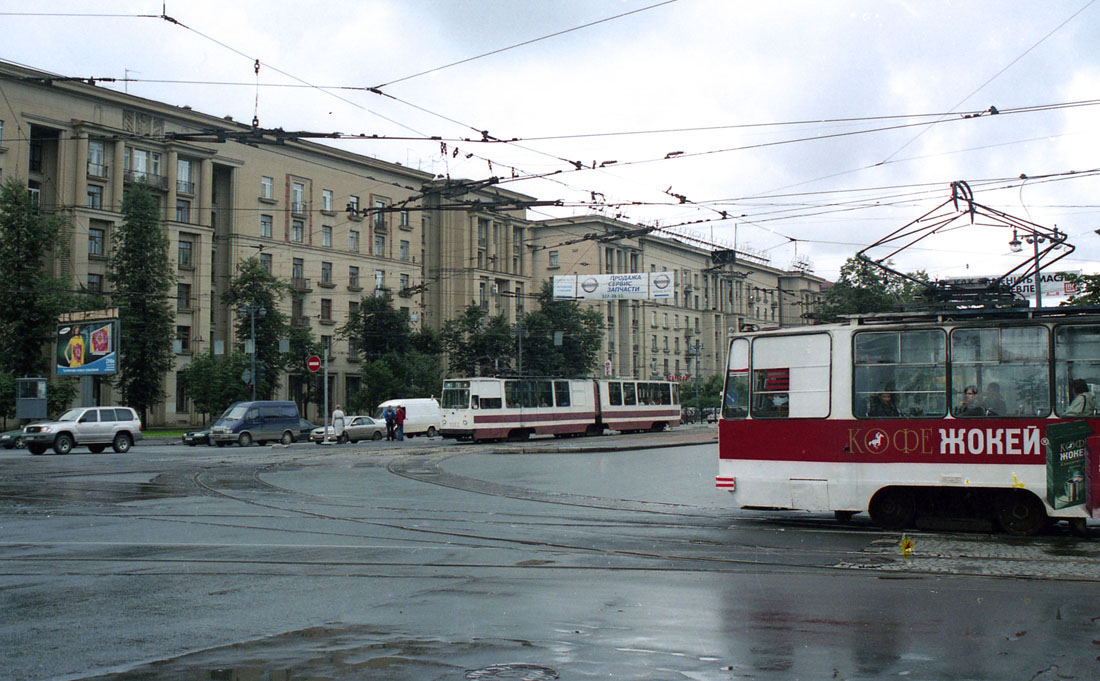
[222,257,291,399]
[108,183,175,424]
[0,177,70,377]
[339,291,413,362]
[813,257,929,323]
[1062,274,1100,307]
[439,304,516,376]
[178,352,250,422]
[518,282,605,377]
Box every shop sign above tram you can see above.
[553,272,674,300]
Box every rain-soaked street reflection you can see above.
[1,439,1098,680]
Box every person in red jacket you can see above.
[395,405,406,441]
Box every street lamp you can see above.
[239,301,267,401]
[1009,228,1065,309]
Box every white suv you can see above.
[23,406,143,455]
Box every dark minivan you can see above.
[209,401,300,447]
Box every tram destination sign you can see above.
[553,273,674,301]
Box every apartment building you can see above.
[0,60,432,424]
[0,59,827,424]
[530,216,827,381]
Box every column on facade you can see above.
[165,148,178,223]
[199,158,213,228]
[73,130,89,211]
[110,140,125,210]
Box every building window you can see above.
[348,195,359,213]
[125,147,161,182]
[175,199,190,223]
[373,198,387,230]
[260,175,273,199]
[292,257,304,280]
[479,281,488,310]
[374,234,386,256]
[322,225,332,247]
[259,252,272,273]
[321,335,333,358]
[175,371,189,412]
[399,240,410,261]
[88,227,105,256]
[291,182,305,215]
[178,238,193,267]
[176,159,194,194]
[548,250,559,267]
[291,220,304,243]
[349,266,360,288]
[322,189,333,211]
[176,325,191,353]
[400,273,410,292]
[87,273,103,292]
[349,230,359,252]
[374,269,385,292]
[321,298,332,321]
[400,210,409,227]
[177,283,191,309]
[87,140,106,177]
[86,184,103,210]
[321,261,332,284]
[260,214,272,238]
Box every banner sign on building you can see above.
[553,272,674,301]
[1009,271,1079,299]
[56,309,120,376]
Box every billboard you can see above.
[56,309,119,376]
[553,272,674,301]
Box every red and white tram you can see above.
[717,307,1100,535]
[440,377,681,441]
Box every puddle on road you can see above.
[0,472,189,505]
[79,625,547,681]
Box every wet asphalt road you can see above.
[1,427,1099,681]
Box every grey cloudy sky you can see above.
[3,0,1099,282]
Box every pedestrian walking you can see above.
[331,404,345,443]
[383,405,396,441]
[395,405,406,441]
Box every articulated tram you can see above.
[440,377,681,441]
[717,307,1100,535]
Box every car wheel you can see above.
[112,433,133,453]
[216,441,227,448]
[426,426,437,438]
[53,433,74,455]
[29,443,47,455]
[88,444,106,454]
[339,432,350,444]
[239,432,253,447]
[280,431,294,445]
[372,431,382,440]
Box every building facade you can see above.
[0,59,826,425]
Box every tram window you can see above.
[950,326,1049,417]
[479,397,502,409]
[854,330,945,418]
[609,382,622,406]
[1054,325,1100,416]
[623,382,637,406]
[505,380,523,408]
[554,381,571,407]
[723,338,749,419]
[750,333,830,418]
[441,381,471,409]
[536,381,553,407]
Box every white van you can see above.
[375,398,442,438]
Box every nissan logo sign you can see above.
[581,277,600,293]
[653,273,671,289]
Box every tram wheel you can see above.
[995,489,1049,536]
[868,487,917,530]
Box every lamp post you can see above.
[1009,228,1065,309]
[239,302,266,401]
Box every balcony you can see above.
[176,180,195,195]
[124,170,168,190]
[291,316,310,327]
[291,202,307,216]
[291,277,312,292]
[87,162,109,178]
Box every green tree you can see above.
[222,257,291,400]
[813,256,929,323]
[46,378,79,419]
[678,373,724,410]
[178,352,250,423]
[339,291,413,362]
[108,183,175,425]
[0,177,70,377]
[284,324,323,415]
[1062,274,1100,307]
[439,304,516,376]
[348,359,404,414]
[518,282,605,377]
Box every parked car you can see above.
[298,418,318,438]
[703,407,719,423]
[182,428,211,446]
[1,427,26,449]
[310,415,386,444]
[210,401,301,447]
[374,398,441,437]
[22,406,143,455]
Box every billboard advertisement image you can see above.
[56,318,119,376]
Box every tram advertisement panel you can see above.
[1045,421,1091,509]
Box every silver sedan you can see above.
[310,415,386,444]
